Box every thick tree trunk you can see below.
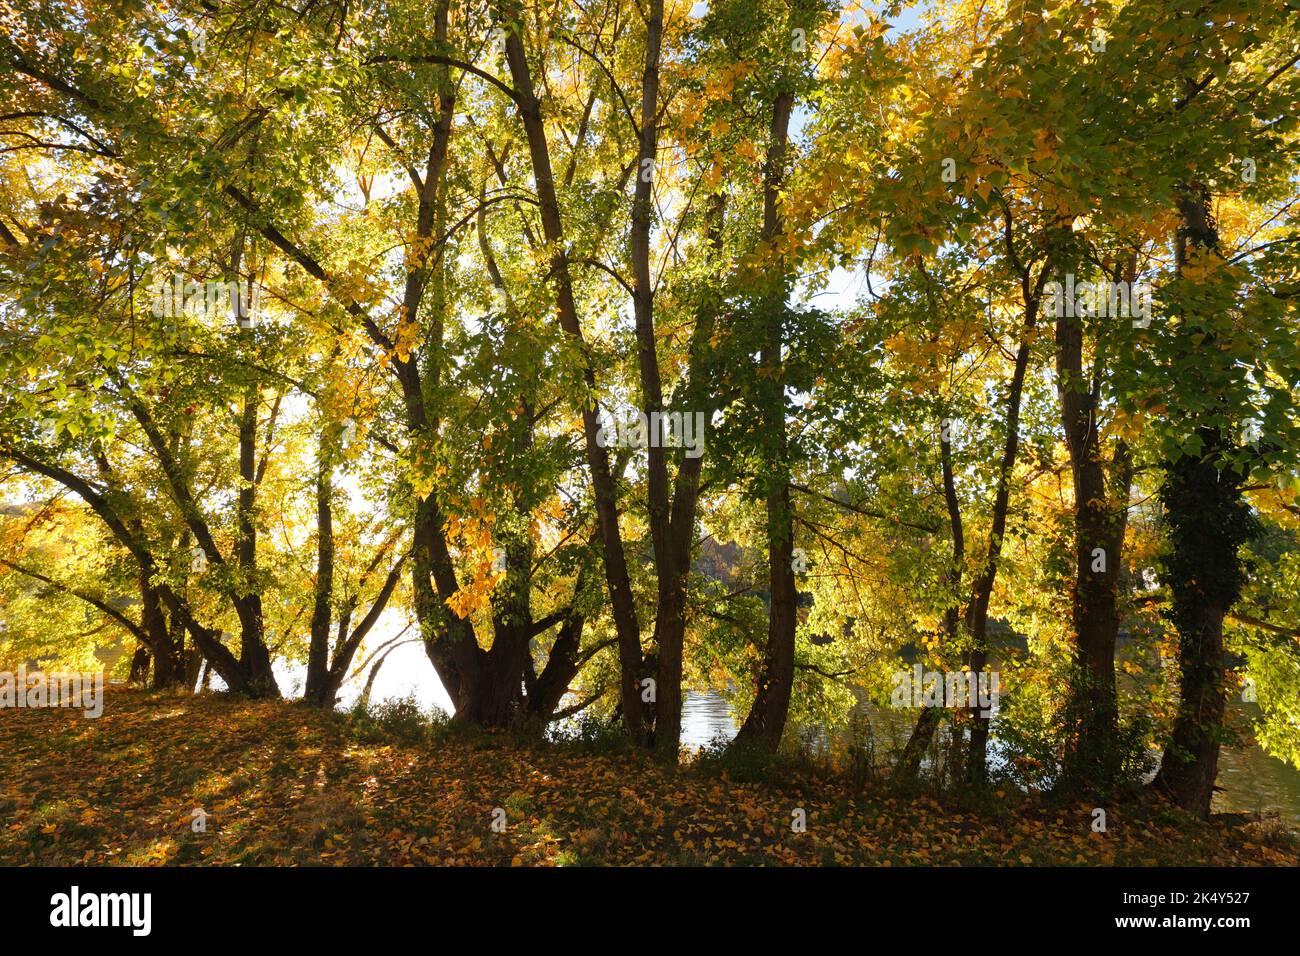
[625,0,690,759]
[1152,188,1256,817]
[479,190,591,737]
[732,89,797,752]
[413,492,479,714]
[129,646,151,685]
[181,618,203,688]
[1055,277,1131,789]
[1153,438,1230,817]
[648,197,726,756]
[234,377,277,696]
[380,0,502,726]
[472,527,537,730]
[139,571,184,690]
[733,484,799,749]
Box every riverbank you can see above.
[1,689,1295,866]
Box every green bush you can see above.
[348,694,448,745]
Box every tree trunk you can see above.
[1055,269,1131,789]
[356,640,411,712]
[524,612,587,732]
[733,482,798,749]
[1152,187,1257,817]
[624,0,690,759]
[234,376,277,696]
[732,88,797,752]
[897,420,965,780]
[181,618,203,688]
[1154,424,1252,815]
[304,449,334,705]
[499,10,646,742]
[965,284,1041,783]
[139,568,184,690]
[1153,435,1230,817]
[129,646,151,685]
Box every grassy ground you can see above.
[1,688,1295,866]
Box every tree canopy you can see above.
[2,0,1299,817]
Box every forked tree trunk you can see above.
[499,6,646,742]
[138,568,185,690]
[896,419,965,781]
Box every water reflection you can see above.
[1213,700,1300,823]
[680,690,736,749]
[675,690,1300,825]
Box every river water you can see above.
[676,688,1300,825]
